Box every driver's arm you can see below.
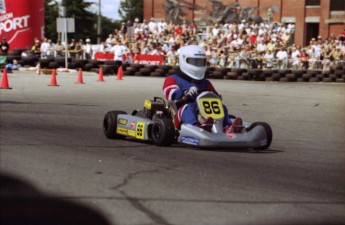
[162,76,185,101]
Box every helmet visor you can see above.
[186,57,207,67]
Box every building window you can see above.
[306,0,320,6]
[330,0,345,11]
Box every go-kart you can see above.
[103,90,272,150]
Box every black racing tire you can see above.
[151,118,175,146]
[272,73,281,81]
[246,122,272,150]
[227,72,238,80]
[103,111,127,139]
[211,70,223,79]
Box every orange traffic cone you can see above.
[116,65,123,80]
[48,69,59,86]
[76,68,85,84]
[97,67,104,82]
[0,68,12,89]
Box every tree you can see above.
[44,0,60,41]
[44,0,120,43]
[118,0,143,22]
[61,0,97,41]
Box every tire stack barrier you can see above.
[7,54,344,83]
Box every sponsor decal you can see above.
[226,133,236,139]
[116,127,127,136]
[181,136,200,146]
[130,121,136,129]
[128,130,136,137]
[94,53,165,65]
[144,100,151,109]
[136,122,145,139]
[0,0,44,51]
[117,118,128,125]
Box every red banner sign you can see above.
[94,52,165,65]
[0,0,44,51]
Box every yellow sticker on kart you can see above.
[136,122,145,139]
[198,98,224,119]
[116,127,128,136]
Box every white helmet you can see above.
[179,45,207,80]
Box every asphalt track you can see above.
[1,71,345,225]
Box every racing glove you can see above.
[184,86,198,101]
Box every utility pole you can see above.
[97,0,102,44]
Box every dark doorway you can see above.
[305,23,319,45]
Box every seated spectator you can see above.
[31,39,41,58]
[238,46,251,69]
[226,47,237,68]
[299,49,309,69]
[307,46,318,69]
[276,47,288,69]
[165,45,178,66]
[331,47,343,68]
[263,50,274,69]
[5,59,22,71]
[322,46,333,73]
[54,40,65,57]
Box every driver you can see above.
[162,45,242,133]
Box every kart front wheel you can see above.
[103,111,127,139]
[151,118,175,146]
[247,122,273,150]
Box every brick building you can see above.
[143,0,345,47]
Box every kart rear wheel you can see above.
[247,122,272,150]
[151,118,175,146]
[103,111,127,139]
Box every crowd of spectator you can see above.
[2,18,345,72]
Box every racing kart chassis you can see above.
[103,93,272,150]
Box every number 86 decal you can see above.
[199,98,225,119]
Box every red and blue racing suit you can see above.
[163,74,232,129]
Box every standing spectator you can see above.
[290,46,301,69]
[83,38,93,60]
[75,39,84,60]
[69,39,77,59]
[46,39,55,57]
[0,37,10,55]
[110,40,127,66]
[40,38,50,58]
[105,34,114,48]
